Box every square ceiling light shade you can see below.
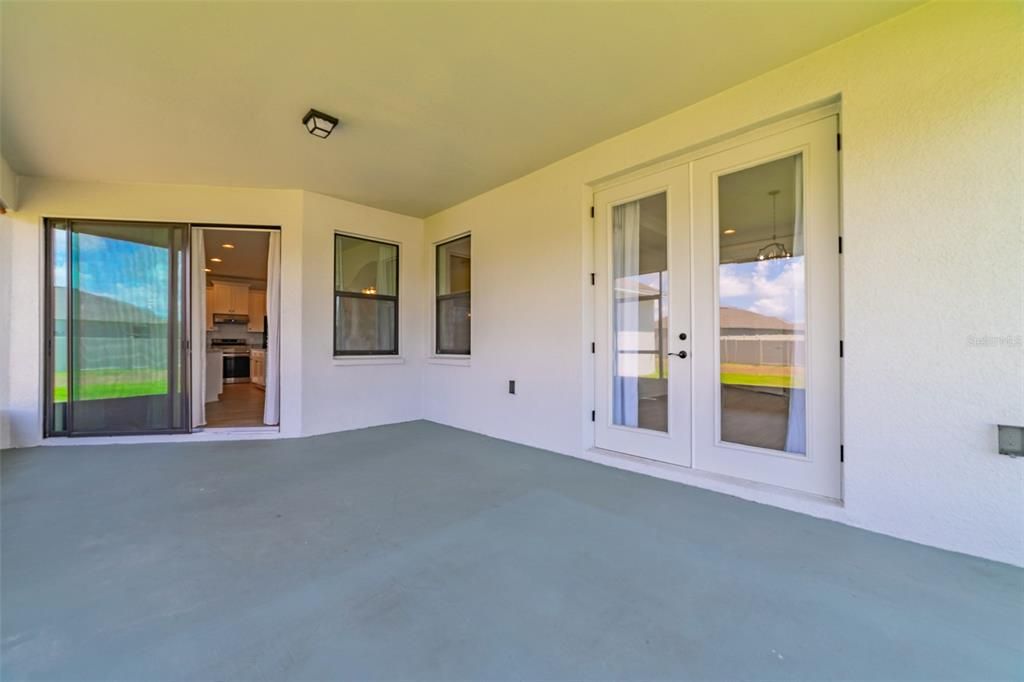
[303,109,339,139]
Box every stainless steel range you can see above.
[210,338,251,384]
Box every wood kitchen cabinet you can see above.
[205,285,216,330]
[247,289,267,332]
[209,281,249,316]
[250,349,266,388]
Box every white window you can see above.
[435,235,471,355]
[334,234,399,355]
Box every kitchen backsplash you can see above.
[208,322,264,347]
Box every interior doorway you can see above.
[191,226,280,430]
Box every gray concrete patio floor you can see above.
[2,420,1022,680]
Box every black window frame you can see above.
[333,233,400,357]
[434,234,471,356]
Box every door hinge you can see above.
[590,206,595,218]
[836,133,842,151]
[591,342,595,353]
[591,410,596,422]
[839,340,844,358]
[840,445,845,462]
[590,272,595,286]
[838,236,843,254]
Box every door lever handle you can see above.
[668,350,688,359]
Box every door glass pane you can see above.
[612,192,668,432]
[67,222,187,434]
[717,154,806,454]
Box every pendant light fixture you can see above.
[757,189,791,261]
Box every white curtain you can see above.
[263,232,281,426]
[612,201,640,428]
[785,156,807,454]
[190,229,207,428]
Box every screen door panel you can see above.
[47,220,190,436]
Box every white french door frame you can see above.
[587,104,843,500]
[592,165,692,466]
[691,115,841,498]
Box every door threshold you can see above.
[43,427,281,446]
[578,446,845,520]
[200,426,279,434]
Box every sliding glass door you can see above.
[45,220,190,436]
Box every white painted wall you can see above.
[300,190,425,435]
[0,2,1019,567]
[0,5,9,446]
[422,2,1024,566]
[0,210,12,448]
[0,179,425,447]
[0,7,14,211]
[0,156,16,211]
[1,179,305,445]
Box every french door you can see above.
[45,219,190,436]
[594,115,841,498]
[594,165,692,465]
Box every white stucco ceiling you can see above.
[1,1,919,218]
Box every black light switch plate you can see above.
[508,380,516,395]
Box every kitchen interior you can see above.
[202,228,270,428]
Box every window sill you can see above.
[332,356,405,367]
[427,356,471,367]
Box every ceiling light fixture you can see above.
[204,267,213,273]
[222,243,235,249]
[210,257,223,263]
[303,108,339,139]
[757,190,791,261]
[723,228,736,235]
